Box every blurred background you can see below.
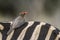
[0,0,60,29]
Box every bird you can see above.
[7,11,28,35]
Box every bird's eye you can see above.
[0,24,4,30]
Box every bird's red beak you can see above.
[20,11,28,15]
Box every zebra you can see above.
[0,21,60,40]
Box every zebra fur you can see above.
[0,21,60,40]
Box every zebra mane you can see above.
[0,21,60,40]
[0,21,60,34]
[0,21,39,31]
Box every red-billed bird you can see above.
[7,11,28,35]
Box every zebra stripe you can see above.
[30,22,46,40]
[55,32,60,40]
[45,26,56,40]
[49,29,59,40]
[0,21,60,40]
[23,22,40,40]
[17,21,34,40]
[6,30,14,40]
[37,23,51,40]
[11,22,28,40]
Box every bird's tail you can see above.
[7,28,13,35]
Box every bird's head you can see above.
[19,11,28,17]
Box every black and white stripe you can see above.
[0,21,60,40]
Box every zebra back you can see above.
[0,21,60,40]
